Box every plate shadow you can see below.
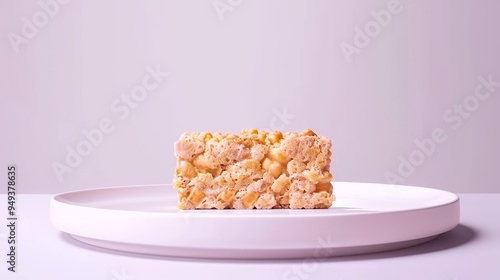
[58,223,477,264]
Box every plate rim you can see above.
[51,182,460,218]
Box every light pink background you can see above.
[1,0,499,194]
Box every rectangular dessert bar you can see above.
[173,129,333,209]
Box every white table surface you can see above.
[0,193,499,280]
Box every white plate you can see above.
[50,182,459,259]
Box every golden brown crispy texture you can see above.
[173,129,333,209]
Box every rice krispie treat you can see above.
[173,129,333,209]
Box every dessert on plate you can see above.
[173,129,333,209]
